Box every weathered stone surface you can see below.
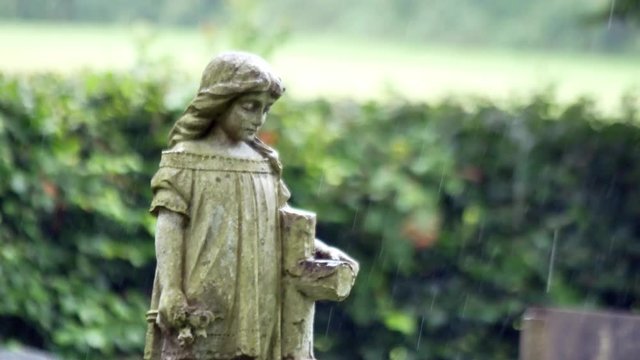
[0,347,58,360]
[520,307,640,360]
[280,208,358,359]
[281,208,317,360]
[143,52,358,360]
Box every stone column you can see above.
[280,207,358,360]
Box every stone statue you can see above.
[143,52,359,360]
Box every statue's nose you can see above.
[252,113,266,126]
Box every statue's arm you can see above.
[156,208,185,290]
[155,208,188,330]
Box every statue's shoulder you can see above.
[168,140,264,161]
[162,140,225,158]
[160,141,271,173]
[169,140,205,154]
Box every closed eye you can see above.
[241,101,260,112]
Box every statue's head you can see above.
[168,52,285,147]
[197,52,284,97]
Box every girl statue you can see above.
[143,52,358,360]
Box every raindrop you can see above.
[416,315,425,350]
[477,221,485,243]
[324,306,334,338]
[391,261,402,298]
[461,295,469,317]
[316,174,325,195]
[418,138,427,158]
[607,235,617,257]
[365,245,384,286]
[608,0,617,30]
[605,174,616,198]
[377,243,385,261]
[351,208,359,230]
[429,293,437,312]
[437,164,445,196]
[418,292,438,351]
[546,229,559,293]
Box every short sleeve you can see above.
[149,167,193,218]
[278,179,291,208]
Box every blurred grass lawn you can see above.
[1,21,638,113]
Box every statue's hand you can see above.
[314,239,360,275]
[314,239,341,261]
[157,288,188,332]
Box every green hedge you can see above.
[1,72,639,359]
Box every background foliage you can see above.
[0,0,639,53]
[1,71,639,359]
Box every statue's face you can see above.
[220,92,276,142]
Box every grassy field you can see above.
[1,22,639,113]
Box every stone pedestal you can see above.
[520,307,640,360]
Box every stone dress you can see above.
[147,150,290,360]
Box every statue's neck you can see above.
[174,127,261,160]
[203,126,239,148]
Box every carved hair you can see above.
[168,52,286,175]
